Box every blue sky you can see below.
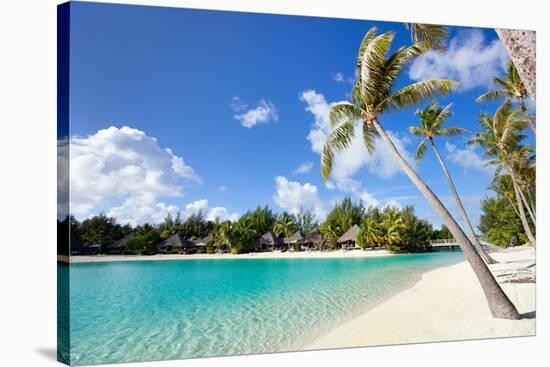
[65,1,534,228]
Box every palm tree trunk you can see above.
[519,98,536,135]
[506,195,521,218]
[518,184,536,224]
[372,118,520,319]
[510,169,536,247]
[429,139,498,264]
[496,29,536,100]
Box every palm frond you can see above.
[381,79,460,111]
[362,121,377,154]
[476,89,508,103]
[408,126,426,137]
[329,103,362,128]
[415,139,427,161]
[436,127,468,136]
[359,31,396,100]
[321,121,356,180]
[406,23,449,51]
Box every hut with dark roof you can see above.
[337,224,360,249]
[257,231,283,251]
[303,228,323,250]
[191,233,213,247]
[284,231,304,251]
[159,233,195,254]
[106,234,135,254]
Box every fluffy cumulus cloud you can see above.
[409,30,508,90]
[69,126,202,225]
[183,199,239,222]
[445,142,494,175]
[273,176,326,220]
[231,97,278,128]
[299,89,414,204]
[293,161,313,175]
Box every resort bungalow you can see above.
[105,234,134,254]
[284,231,304,252]
[257,231,283,252]
[303,228,322,251]
[338,224,360,250]
[159,233,196,254]
[81,243,102,255]
[191,233,213,248]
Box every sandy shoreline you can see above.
[302,246,536,350]
[59,249,397,263]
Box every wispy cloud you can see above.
[230,97,278,128]
[445,142,494,175]
[218,185,228,192]
[332,71,354,84]
[409,30,508,90]
[293,161,313,175]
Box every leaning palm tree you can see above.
[476,61,536,134]
[322,27,520,319]
[468,102,535,247]
[409,102,497,264]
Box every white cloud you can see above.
[218,185,228,192]
[409,30,508,90]
[445,142,494,175]
[300,89,414,186]
[293,161,314,175]
[232,98,278,128]
[69,126,201,224]
[359,191,379,208]
[183,199,239,222]
[273,176,326,220]
[332,72,354,84]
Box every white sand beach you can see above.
[59,249,396,263]
[303,246,536,350]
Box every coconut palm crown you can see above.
[321,27,458,180]
[409,102,467,161]
[404,23,448,51]
[476,61,535,134]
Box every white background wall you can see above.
[0,0,547,366]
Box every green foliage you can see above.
[356,217,383,249]
[296,208,317,236]
[240,205,277,235]
[125,231,161,255]
[431,224,453,240]
[273,212,298,238]
[320,197,364,242]
[79,213,130,246]
[479,196,526,247]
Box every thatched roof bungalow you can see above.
[106,234,134,254]
[159,233,195,254]
[303,228,322,250]
[337,224,360,249]
[257,231,284,251]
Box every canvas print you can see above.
[57,1,536,365]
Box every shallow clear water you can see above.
[61,251,463,365]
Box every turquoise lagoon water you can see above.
[60,251,463,365]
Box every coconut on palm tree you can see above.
[322,27,520,319]
[476,61,535,134]
[409,102,498,264]
[468,102,535,247]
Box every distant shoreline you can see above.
[58,249,402,263]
